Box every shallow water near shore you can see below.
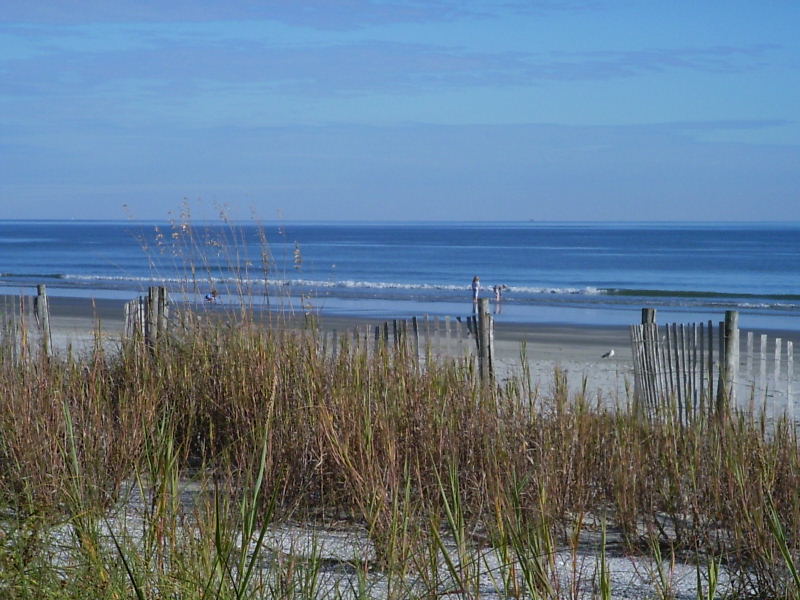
[1,220,799,331]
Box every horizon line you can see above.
[1,218,798,225]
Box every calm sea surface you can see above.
[1,221,798,331]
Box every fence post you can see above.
[774,338,782,395]
[35,284,52,356]
[157,286,168,339]
[638,304,657,412]
[411,316,420,364]
[787,341,794,423]
[477,298,493,382]
[124,300,131,338]
[146,286,159,346]
[718,310,739,414]
[7,297,20,365]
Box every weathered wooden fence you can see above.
[739,329,796,421]
[316,298,496,380]
[0,286,53,360]
[123,286,170,345]
[630,309,797,423]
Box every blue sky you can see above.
[1,1,798,221]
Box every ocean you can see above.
[1,220,798,331]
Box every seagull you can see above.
[601,349,615,359]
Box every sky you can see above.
[1,1,798,221]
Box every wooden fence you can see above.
[123,286,170,345]
[314,298,496,380]
[0,285,53,360]
[120,289,495,378]
[739,330,796,421]
[630,309,797,423]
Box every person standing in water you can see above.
[471,275,481,303]
[493,284,507,302]
[492,284,507,314]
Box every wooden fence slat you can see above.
[672,323,683,423]
[759,334,768,408]
[691,323,698,418]
[698,322,706,415]
[157,287,168,338]
[666,324,676,412]
[716,321,725,414]
[650,323,662,412]
[642,324,654,412]
[639,325,647,410]
[658,325,670,412]
[644,325,654,413]
[123,301,131,338]
[477,298,493,381]
[681,324,689,423]
[664,325,673,408]
[641,324,651,411]
[787,341,794,422]
[641,324,650,414]
[687,323,694,421]
[635,325,647,410]
[707,321,715,412]
[35,284,52,357]
[724,311,739,408]
[412,316,420,363]
[629,326,642,410]
[649,325,659,414]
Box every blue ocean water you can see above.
[0,220,798,330]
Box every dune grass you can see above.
[0,307,799,598]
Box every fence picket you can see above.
[698,323,706,414]
[788,341,794,422]
[631,313,800,425]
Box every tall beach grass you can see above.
[0,307,799,597]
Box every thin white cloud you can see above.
[0,38,779,99]
[2,0,599,29]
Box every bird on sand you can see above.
[601,349,615,359]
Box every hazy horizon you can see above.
[1,217,799,225]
